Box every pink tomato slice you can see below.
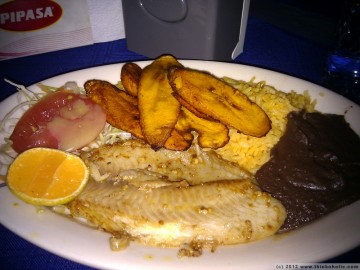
[10,90,106,153]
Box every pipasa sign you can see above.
[0,0,62,31]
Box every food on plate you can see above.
[163,128,193,151]
[7,147,89,206]
[138,55,183,150]
[84,79,144,139]
[168,67,272,137]
[256,110,360,232]
[69,139,285,256]
[174,107,229,149]
[84,55,273,152]
[120,62,142,97]
[172,92,213,120]
[67,174,286,256]
[9,90,106,153]
[81,139,252,185]
[215,78,316,173]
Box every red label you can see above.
[0,0,62,31]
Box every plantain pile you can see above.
[84,55,271,151]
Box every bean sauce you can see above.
[255,111,360,233]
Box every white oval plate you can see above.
[1,61,359,270]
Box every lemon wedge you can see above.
[7,148,89,206]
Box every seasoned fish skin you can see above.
[82,139,253,185]
[67,179,286,248]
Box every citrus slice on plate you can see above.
[6,148,89,206]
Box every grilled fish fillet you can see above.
[81,139,253,185]
[66,140,286,254]
[67,179,286,251]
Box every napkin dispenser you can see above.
[122,0,250,61]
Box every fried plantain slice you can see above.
[172,92,214,121]
[84,80,144,139]
[138,55,183,150]
[168,67,271,137]
[164,128,193,151]
[121,62,142,97]
[176,107,229,149]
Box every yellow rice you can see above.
[216,77,316,174]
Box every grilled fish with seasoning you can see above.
[67,178,286,256]
[65,139,286,255]
[81,139,253,185]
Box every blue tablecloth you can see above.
[0,17,359,269]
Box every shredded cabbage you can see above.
[0,79,131,178]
